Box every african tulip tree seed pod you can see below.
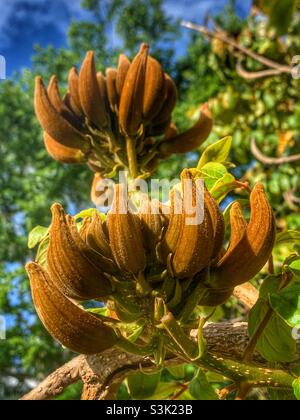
[116,54,131,96]
[86,211,113,260]
[157,188,184,264]
[204,188,225,261]
[107,184,146,274]
[47,203,114,301]
[142,56,165,121]
[68,66,84,117]
[158,103,213,157]
[34,76,89,152]
[172,170,215,279]
[119,43,149,137]
[105,68,119,112]
[47,75,83,132]
[26,262,118,354]
[210,183,276,289]
[139,199,165,256]
[79,51,109,129]
[44,133,86,164]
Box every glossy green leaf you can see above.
[293,378,300,400]
[210,173,236,202]
[198,136,232,169]
[275,230,300,246]
[199,162,227,190]
[270,283,300,328]
[248,299,296,363]
[28,226,49,249]
[188,370,219,400]
[289,260,300,280]
[35,235,50,268]
[126,371,161,400]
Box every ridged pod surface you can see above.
[26,262,118,354]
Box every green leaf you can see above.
[199,162,227,191]
[275,230,300,246]
[289,260,300,280]
[210,173,236,202]
[28,226,49,249]
[36,236,50,268]
[293,378,300,400]
[248,299,296,362]
[86,307,109,317]
[198,136,232,169]
[259,275,281,298]
[74,208,104,220]
[167,365,186,380]
[188,370,219,400]
[126,371,161,400]
[270,283,300,328]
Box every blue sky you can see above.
[0,0,252,76]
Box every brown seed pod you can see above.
[79,51,108,129]
[157,189,184,264]
[68,67,84,117]
[119,43,149,137]
[211,184,276,288]
[116,53,131,96]
[26,262,118,354]
[143,56,165,122]
[147,116,172,137]
[153,74,177,124]
[198,285,234,307]
[139,199,164,255]
[47,203,114,301]
[107,184,146,274]
[47,75,82,131]
[44,133,86,164]
[86,211,113,259]
[172,170,214,279]
[96,72,111,116]
[79,216,92,242]
[204,189,225,261]
[226,202,248,255]
[34,76,88,151]
[105,68,119,112]
[164,123,178,140]
[159,103,213,157]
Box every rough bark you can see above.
[21,322,299,401]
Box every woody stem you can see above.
[126,136,139,179]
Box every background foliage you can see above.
[0,0,299,399]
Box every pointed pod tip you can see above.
[139,43,149,53]
[25,261,38,274]
[50,202,65,217]
[252,182,265,194]
[230,201,243,213]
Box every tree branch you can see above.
[21,321,299,400]
[236,61,283,80]
[181,21,292,75]
[251,138,300,165]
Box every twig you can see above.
[236,61,283,80]
[251,138,300,165]
[181,21,292,74]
